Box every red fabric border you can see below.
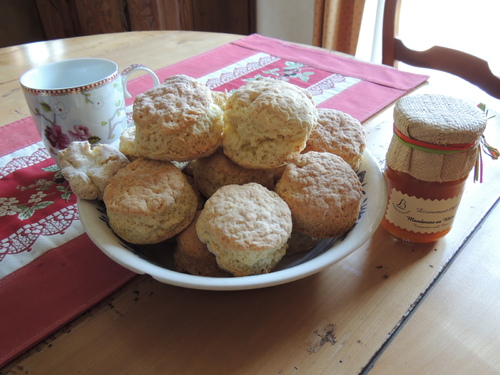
[0,234,135,367]
[0,118,41,157]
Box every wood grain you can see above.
[370,201,500,375]
[34,0,83,39]
[191,0,255,34]
[27,0,255,42]
[0,0,45,48]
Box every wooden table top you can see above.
[1,31,499,375]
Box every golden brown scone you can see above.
[211,90,228,110]
[286,230,321,256]
[103,158,197,244]
[275,151,363,238]
[174,211,229,277]
[192,148,274,198]
[184,174,206,210]
[303,108,366,170]
[119,125,189,170]
[133,74,224,162]
[196,183,292,276]
[58,141,129,200]
[222,78,318,169]
[270,165,287,183]
[119,126,140,161]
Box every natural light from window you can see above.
[358,0,500,75]
[398,0,500,74]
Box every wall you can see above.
[255,0,380,62]
[255,0,315,45]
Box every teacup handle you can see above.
[121,64,161,99]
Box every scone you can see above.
[58,141,129,200]
[174,211,228,277]
[119,125,189,170]
[133,74,224,162]
[222,78,318,169]
[196,183,292,276]
[211,90,228,110]
[119,126,140,161]
[286,230,321,256]
[192,148,274,198]
[303,108,366,170]
[275,151,363,238]
[184,174,206,210]
[103,158,198,244]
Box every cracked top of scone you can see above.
[222,78,318,169]
[275,151,363,238]
[132,74,224,162]
[103,158,198,244]
[197,183,292,253]
[196,183,292,276]
[303,108,366,170]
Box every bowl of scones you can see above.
[66,74,386,290]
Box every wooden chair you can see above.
[382,0,500,99]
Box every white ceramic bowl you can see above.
[78,149,386,291]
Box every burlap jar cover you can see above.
[386,94,487,182]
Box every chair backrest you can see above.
[382,0,500,99]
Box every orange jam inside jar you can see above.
[381,94,487,243]
[382,166,468,243]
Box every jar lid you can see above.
[386,94,487,182]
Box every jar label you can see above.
[385,188,462,233]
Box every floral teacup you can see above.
[20,58,160,163]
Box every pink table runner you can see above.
[0,34,428,367]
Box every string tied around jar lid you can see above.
[392,125,484,182]
[392,124,499,183]
[477,103,500,161]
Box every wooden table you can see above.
[1,31,499,375]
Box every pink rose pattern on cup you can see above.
[68,125,92,141]
[44,123,71,150]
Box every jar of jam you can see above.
[381,94,487,243]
